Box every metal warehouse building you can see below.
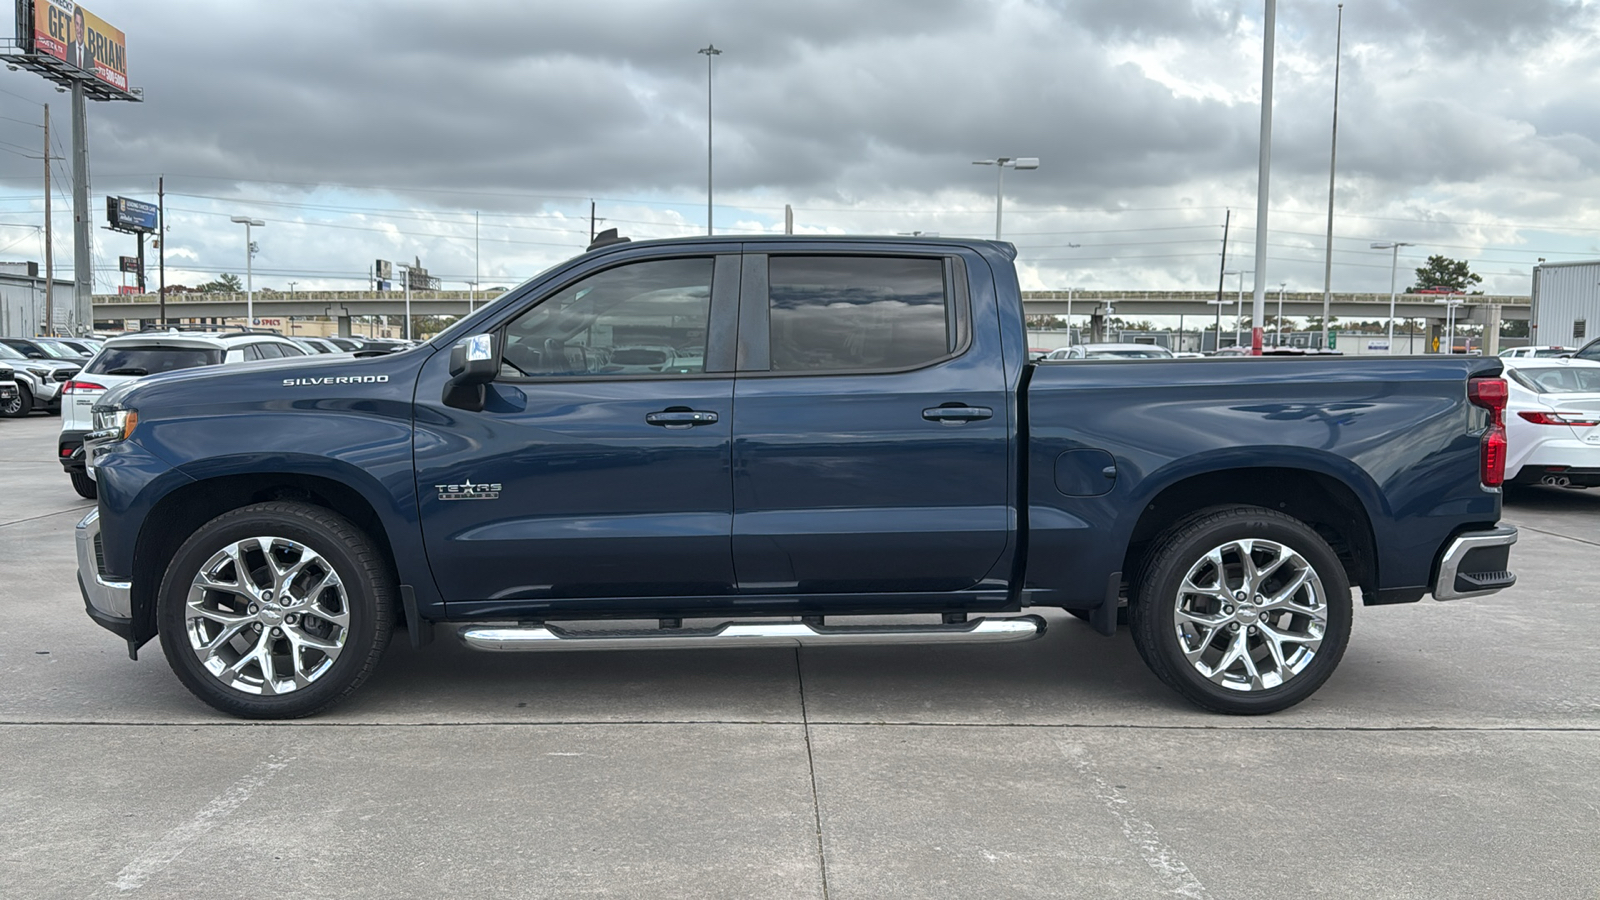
[1531,259,1600,348]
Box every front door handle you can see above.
[646,408,720,429]
[922,405,993,424]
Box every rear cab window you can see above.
[86,345,223,376]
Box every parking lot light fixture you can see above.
[1371,241,1414,354]
[229,216,265,326]
[972,157,1040,240]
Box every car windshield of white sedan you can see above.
[1508,367,1600,393]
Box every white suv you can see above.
[59,330,315,498]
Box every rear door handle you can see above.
[922,405,993,423]
[646,409,720,429]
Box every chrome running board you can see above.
[458,615,1046,653]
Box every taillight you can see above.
[62,380,106,394]
[1518,411,1600,427]
[1468,376,1508,487]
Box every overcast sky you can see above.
[2,0,1598,300]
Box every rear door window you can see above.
[86,345,223,376]
[766,256,956,372]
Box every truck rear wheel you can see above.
[157,501,394,719]
[1129,506,1351,715]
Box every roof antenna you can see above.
[587,227,630,252]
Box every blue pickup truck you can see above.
[77,235,1518,718]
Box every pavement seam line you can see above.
[1058,740,1214,900]
[0,504,94,530]
[5,720,1599,732]
[795,648,831,900]
[1511,523,1600,548]
[99,753,293,896]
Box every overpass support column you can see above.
[1484,304,1501,355]
[337,316,352,338]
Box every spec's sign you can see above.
[27,1,129,91]
[106,196,157,233]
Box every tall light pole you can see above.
[698,45,721,236]
[1371,241,1413,354]
[1320,3,1345,352]
[1251,0,1278,356]
[971,157,1040,240]
[287,280,297,297]
[229,216,264,326]
[1224,269,1252,347]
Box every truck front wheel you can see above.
[1129,506,1351,715]
[157,501,394,719]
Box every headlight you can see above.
[28,367,51,378]
[89,407,139,443]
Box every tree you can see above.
[198,273,243,293]
[1408,256,1483,294]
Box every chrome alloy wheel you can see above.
[184,536,350,695]
[1171,538,1327,692]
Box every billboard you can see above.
[106,196,157,233]
[27,1,128,92]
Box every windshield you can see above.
[35,341,84,359]
[86,345,223,376]
[1508,367,1600,393]
[0,344,23,361]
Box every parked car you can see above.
[1499,345,1573,359]
[0,341,77,416]
[1208,346,1254,357]
[0,336,92,362]
[61,330,314,498]
[0,362,18,415]
[78,235,1517,719]
[1572,337,1600,363]
[1044,343,1175,360]
[290,336,345,354]
[1500,357,1600,489]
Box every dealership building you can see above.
[1531,259,1600,348]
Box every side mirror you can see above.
[27,352,44,359]
[443,333,500,411]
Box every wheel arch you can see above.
[1120,461,1382,604]
[129,470,406,647]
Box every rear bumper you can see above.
[1432,525,1518,601]
[58,430,88,472]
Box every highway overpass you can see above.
[93,289,1530,327]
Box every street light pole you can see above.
[971,157,1040,240]
[229,216,264,326]
[1371,241,1413,354]
[1321,3,1345,353]
[698,45,721,237]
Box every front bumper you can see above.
[76,508,134,639]
[1432,525,1519,601]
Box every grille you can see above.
[53,370,77,383]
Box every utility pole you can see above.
[472,210,479,313]
[43,104,53,336]
[590,200,597,244]
[71,81,90,335]
[784,204,793,235]
[158,175,166,324]
[1215,209,1230,349]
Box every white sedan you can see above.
[1502,357,1600,489]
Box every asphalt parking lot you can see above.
[2,411,1597,899]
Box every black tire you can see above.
[157,501,394,719]
[1129,505,1351,715]
[70,469,97,499]
[0,384,30,418]
[45,402,60,416]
